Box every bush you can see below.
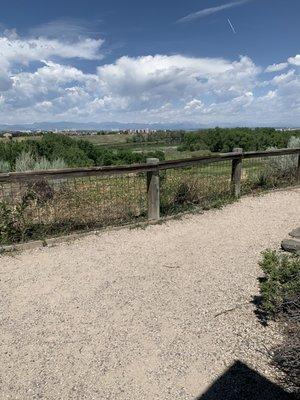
[0,199,30,244]
[259,249,300,316]
[173,181,200,206]
[14,152,67,172]
[33,157,66,171]
[0,134,165,170]
[288,135,300,149]
[258,250,300,395]
[22,180,54,205]
[15,151,36,172]
[267,136,300,179]
[0,160,10,172]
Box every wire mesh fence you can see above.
[242,153,299,194]
[0,148,299,245]
[160,160,234,215]
[0,173,147,244]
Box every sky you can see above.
[0,0,299,126]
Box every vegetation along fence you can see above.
[0,147,299,245]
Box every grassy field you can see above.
[75,134,129,145]
[0,133,209,161]
[0,135,41,142]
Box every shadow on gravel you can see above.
[251,294,269,326]
[251,276,270,326]
[196,361,295,400]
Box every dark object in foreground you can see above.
[197,361,295,400]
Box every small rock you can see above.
[281,238,300,254]
[289,227,300,239]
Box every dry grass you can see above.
[0,156,298,244]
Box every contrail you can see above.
[227,18,236,34]
[177,0,251,23]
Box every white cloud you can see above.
[97,54,234,100]
[96,54,259,109]
[0,30,103,99]
[265,62,288,73]
[184,99,204,111]
[0,28,299,125]
[265,55,300,72]
[0,35,103,68]
[0,31,103,94]
[28,18,102,41]
[272,69,296,85]
[177,0,251,23]
[288,54,300,66]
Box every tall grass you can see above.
[0,160,10,172]
[6,152,67,172]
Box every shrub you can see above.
[173,181,199,206]
[259,249,300,316]
[22,180,54,205]
[15,151,35,172]
[33,157,66,171]
[258,250,300,395]
[267,136,300,179]
[0,199,30,244]
[0,160,10,172]
[14,152,67,172]
[288,135,300,149]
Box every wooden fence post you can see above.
[297,153,300,184]
[231,148,243,198]
[147,158,160,220]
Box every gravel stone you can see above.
[0,188,299,399]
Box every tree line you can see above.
[177,127,300,152]
[0,134,165,171]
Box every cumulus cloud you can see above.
[288,54,300,66]
[0,28,299,125]
[0,30,104,94]
[97,54,234,99]
[265,62,288,73]
[265,55,300,72]
[184,99,204,111]
[0,35,103,68]
[96,54,259,109]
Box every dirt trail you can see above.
[1,188,299,399]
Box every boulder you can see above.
[289,227,300,239]
[281,238,300,255]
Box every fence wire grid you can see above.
[242,153,298,194]
[0,150,299,245]
[160,160,233,215]
[0,173,147,244]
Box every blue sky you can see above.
[0,0,299,126]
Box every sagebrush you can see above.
[258,250,300,395]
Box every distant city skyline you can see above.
[0,0,299,126]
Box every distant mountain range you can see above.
[0,121,208,131]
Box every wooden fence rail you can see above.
[0,147,299,221]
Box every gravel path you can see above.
[1,188,299,399]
